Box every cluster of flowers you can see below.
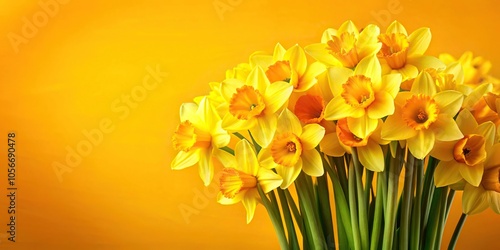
[171,20,500,224]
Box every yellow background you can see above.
[1,0,499,249]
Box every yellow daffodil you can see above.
[171,97,231,186]
[439,51,492,86]
[381,71,464,159]
[324,55,402,138]
[432,109,496,187]
[217,140,283,223]
[226,63,252,82]
[258,109,325,189]
[251,43,326,93]
[336,118,389,172]
[378,21,445,81]
[462,143,500,215]
[220,66,294,147]
[305,20,381,68]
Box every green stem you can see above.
[348,160,362,250]
[232,132,247,140]
[296,173,327,249]
[382,146,402,250]
[434,187,449,250]
[410,158,423,250]
[400,152,414,250]
[448,213,467,250]
[277,189,300,250]
[370,172,385,250]
[352,149,369,250]
[316,166,336,249]
[257,185,288,250]
[421,156,438,237]
[247,130,261,153]
[285,189,305,236]
[332,156,349,200]
[219,146,235,155]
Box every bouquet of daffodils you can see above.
[171,20,500,250]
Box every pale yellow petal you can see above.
[320,132,346,157]
[221,78,246,102]
[247,66,271,94]
[217,191,245,205]
[264,81,294,114]
[381,112,417,140]
[277,108,302,135]
[258,147,278,169]
[213,148,237,168]
[463,184,488,215]
[321,28,337,43]
[356,24,381,58]
[272,43,286,61]
[434,160,464,187]
[358,140,384,172]
[324,96,357,120]
[406,55,446,71]
[459,163,483,187]
[475,122,496,148]
[276,163,302,189]
[433,90,464,117]
[444,62,464,85]
[485,144,500,170]
[242,189,259,223]
[463,83,492,109]
[347,115,378,139]
[394,64,419,81]
[257,168,283,193]
[378,73,402,98]
[430,140,456,162]
[235,139,259,176]
[304,43,342,67]
[407,27,431,56]
[251,115,277,148]
[328,67,353,96]
[212,121,231,148]
[301,149,324,176]
[387,20,407,36]
[367,91,395,119]
[338,20,359,36]
[250,51,273,69]
[355,55,381,84]
[300,124,325,150]
[180,102,198,122]
[198,149,214,186]
[296,61,327,92]
[221,113,256,131]
[171,150,200,170]
[408,129,435,159]
[488,192,500,214]
[411,71,436,96]
[456,109,478,135]
[285,44,307,76]
[432,114,464,141]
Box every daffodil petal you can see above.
[324,97,357,120]
[387,21,407,36]
[235,139,259,176]
[444,62,464,84]
[408,129,435,159]
[355,55,381,84]
[394,64,419,81]
[381,112,417,140]
[180,102,198,121]
[296,62,326,92]
[356,24,381,58]
[258,147,278,169]
[347,115,378,139]
[459,164,483,187]
[407,55,446,71]
[338,20,359,36]
[407,27,431,56]
[304,43,342,67]
[358,140,384,172]
[367,91,395,119]
[456,109,478,135]
[411,71,436,96]
[432,114,464,141]
[300,124,325,150]
[320,132,346,157]
[379,74,402,98]
[430,140,456,161]
[212,121,231,148]
[242,189,259,223]
[222,113,256,131]
[475,122,496,148]
[488,192,500,214]
[198,149,214,186]
[217,191,245,205]
[247,66,271,94]
[328,67,353,96]
[221,79,245,102]
[277,108,302,135]
[301,149,324,176]
[463,83,493,109]
[433,90,464,117]
[277,162,302,189]
[213,148,237,168]
[463,184,489,215]
[285,44,307,76]
[273,43,286,61]
[171,149,200,170]
[321,28,337,43]
[251,115,277,148]
[485,144,500,170]
[265,81,294,114]
[434,160,463,187]
[257,168,283,193]
[250,52,273,69]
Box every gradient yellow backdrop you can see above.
[1,0,499,249]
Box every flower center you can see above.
[402,94,439,130]
[172,121,212,151]
[229,85,266,120]
[341,75,375,109]
[266,60,292,83]
[336,118,369,147]
[453,134,487,166]
[219,168,257,199]
[294,94,325,124]
[482,167,500,193]
[326,32,359,68]
[378,33,409,69]
[270,132,303,167]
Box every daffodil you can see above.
[378,21,444,81]
[217,139,283,223]
[324,55,402,138]
[305,20,381,68]
[258,109,325,189]
[461,143,500,215]
[439,51,492,86]
[220,66,294,147]
[381,71,464,159]
[171,97,231,186]
[432,109,496,187]
[336,118,389,172]
[251,43,326,93]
